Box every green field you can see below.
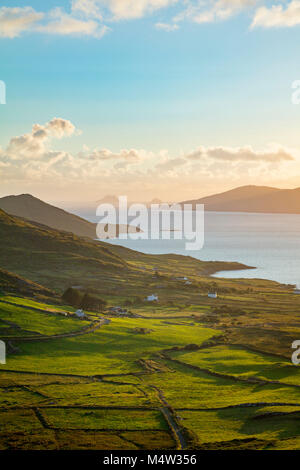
[0,284,300,450]
[0,301,89,337]
[170,345,300,386]
[1,312,218,375]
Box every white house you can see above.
[208,292,217,299]
[75,309,86,318]
[294,288,300,294]
[145,294,158,302]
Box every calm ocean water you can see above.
[76,210,300,287]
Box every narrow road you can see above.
[1,318,110,342]
[150,385,187,450]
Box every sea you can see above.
[75,209,300,288]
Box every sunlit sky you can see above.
[1,0,300,205]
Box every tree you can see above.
[62,287,82,307]
[80,293,107,312]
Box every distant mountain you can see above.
[96,195,120,206]
[180,185,300,214]
[0,194,138,239]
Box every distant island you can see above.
[180,185,300,214]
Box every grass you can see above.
[142,360,300,409]
[171,345,300,386]
[1,286,300,449]
[0,301,89,336]
[0,387,47,407]
[180,407,300,445]
[0,317,218,375]
[35,382,154,407]
[43,408,167,431]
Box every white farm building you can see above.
[208,292,217,299]
[75,309,86,318]
[145,294,158,302]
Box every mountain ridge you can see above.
[0,194,138,239]
[180,185,300,214]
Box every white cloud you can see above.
[186,145,295,162]
[156,157,187,171]
[72,0,103,19]
[87,148,143,162]
[0,120,296,195]
[1,0,289,38]
[0,4,109,39]
[36,7,109,38]
[101,0,178,20]
[175,0,258,24]
[0,7,44,38]
[4,118,77,161]
[46,118,77,138]
[155,22,179,31]
[251,1,300,28]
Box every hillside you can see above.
[0,268,55,298]
[0,208,128,289]
[0,194,138,239]
[181,185,300,214]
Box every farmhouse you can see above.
[109,306,128,315]
[145,294,158,302]
[75,309,86,318]
[208,292,217,299]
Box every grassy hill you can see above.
[0,268,54,298]
[0,194,138,239]
[181,185,300,214]
[0,208,127,289]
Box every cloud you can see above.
[4,118,77,161]
[155,22,179,31]
[101,0,178,20]
[1,0,289,38]
[71,0,103,19]
[0,7,44,38]
[175,0,258,24]
[46,118,77,138]
[186,145,295,162]
[156,157,187,171]
[36,7,109,38]
[0,4,109,39]
[251,1,300,28]
[0,120,296,195]
[87,148,143,162]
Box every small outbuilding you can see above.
[208,292,217,299]
[75,309,86,318]
[145,294,158,302]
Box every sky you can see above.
[1,0,300,205]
